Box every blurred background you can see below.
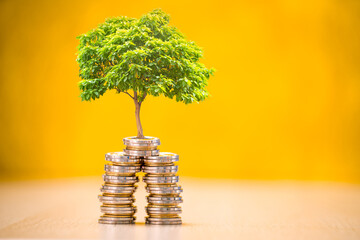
[0,0,359,182]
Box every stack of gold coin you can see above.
[98,152,141,224]
[98,136,183,224]
[143,152,183,225]
[123,136,160,158]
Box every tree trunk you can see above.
[134,92,144,138]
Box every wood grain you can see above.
[0,177,359,240]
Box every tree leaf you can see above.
[76,9,214,103]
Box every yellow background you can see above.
[0,0,359,182]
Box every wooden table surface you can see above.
[0,177,359,240]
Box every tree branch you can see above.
[124,91,134,99]
[134,91,138,102]
[116,88,134,99]
[140,92,147,103]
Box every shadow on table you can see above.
[100,222,184,240]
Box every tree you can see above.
[76,9,214,138]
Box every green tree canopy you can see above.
[76,9,214,138]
